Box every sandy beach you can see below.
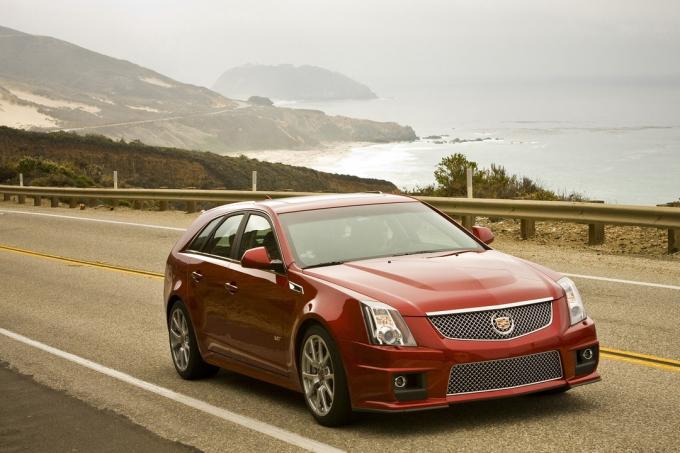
[221,141,370,169]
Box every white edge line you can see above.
[563,273,680,291]
[2,208,678,291]
[0,209,187,231]
[0,327,344,453]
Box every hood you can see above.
[303,250,563,316]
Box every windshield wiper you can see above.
[303,261,346,269]
[432,249,479,257]
[388,249,450,257]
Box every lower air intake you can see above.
[448,350,563,395]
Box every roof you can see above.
[204,193,416,218]
[262,193,415,214]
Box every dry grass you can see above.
[475,217,679,259]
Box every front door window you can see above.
[237,214,281,261]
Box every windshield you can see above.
[279,202,483,268]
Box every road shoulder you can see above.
[0,361,199,453]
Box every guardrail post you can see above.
[50,197,59,208]
[159,200,168,211]
[69,198,78,208]
[588,223,605,245]
[669,229,679,254]
[587,200,605,245]
[462,168,476,229]
[520,219,536,239]
[462,168,477,230]
[18,173,25,203]
[33,195,42,207]
[186,200,197,213]
[3,193,10,202]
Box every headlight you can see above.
[360,300,417,346]
[558,277,586,325]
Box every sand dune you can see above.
[7,88,101,115]
[140,76,174,88]
[0,98,58,128]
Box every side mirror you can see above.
[472,226,494,245]
[241,246,285,273]
[241,246,273,269]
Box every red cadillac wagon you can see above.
[164,193,599,426]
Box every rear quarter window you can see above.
[185,217,223,252]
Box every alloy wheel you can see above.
[301,334,335,416]
[170,308,190,371]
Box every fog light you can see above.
[394,375,407,388]
[575,345,598,376]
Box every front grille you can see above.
[428,299,553,340]
[447,350,563,395]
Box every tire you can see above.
[168,300,218,380]
[299,325,353,426]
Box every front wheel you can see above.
[168,300,218,380]
[299,325,352,426]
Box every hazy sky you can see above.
[3,0,680,89]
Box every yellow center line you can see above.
[1,243,678,373]
[600,353,679,372]
[0,243,164,279]
[600,346,680,366]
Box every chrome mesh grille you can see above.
[448,350,563,395]
[429,300,552,340]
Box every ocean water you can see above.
[275,77,680,205]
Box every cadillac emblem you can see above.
[490,311,515,336]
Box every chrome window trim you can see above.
[426,296,554,316]
[179,251,235,267]
[446,350,564,396]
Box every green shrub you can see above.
[13,156,95,187]
[409,153,583,201]
[0,165,18,184]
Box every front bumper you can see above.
[340,311,600,412]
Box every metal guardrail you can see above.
[417,196,680,229]
[1,185,679,253]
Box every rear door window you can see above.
[204,214,245,259]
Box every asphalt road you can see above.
[0,362,198,453]
[0,203,679,452]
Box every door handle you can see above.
[224,282,239,294]
[191,271,204,283]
